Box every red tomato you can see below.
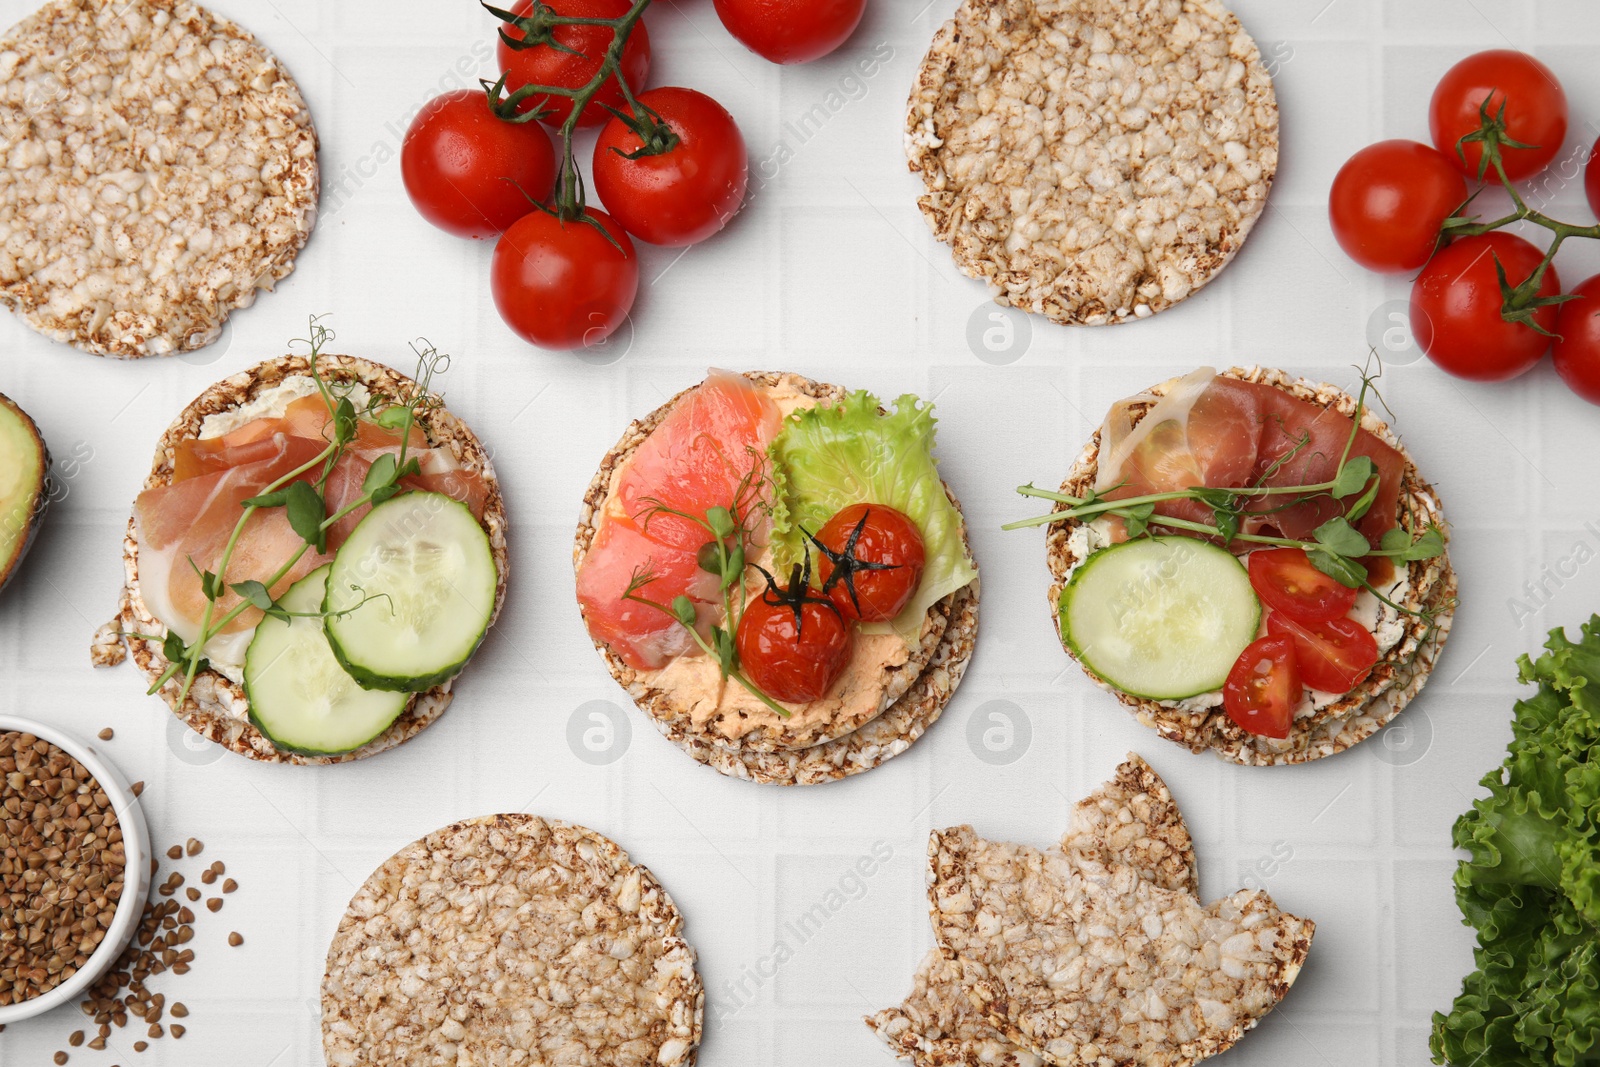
[1223,636,1299,740]
[1248,549,1359,623]
[400,90,556,240]
[736,590,853,703]
[712,0,865,64]
[1553,274,1600,406]
[592,88,748,247]
[1328,141,1467,272]
[1428,50,1568,182]
[496,0,651,128]
[812,504,926,623]
[1587,135,1600,220]
[490,209,638,350]
[1268,614,1379,695]
[1410,232,1560,382]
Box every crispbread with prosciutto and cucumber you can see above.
[91,350,508,764]
[572,370,980,784]
[1025,365,1454,766]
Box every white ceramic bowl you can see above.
[0,716,151,1025]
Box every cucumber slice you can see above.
[244,565,409,756]
[323,492,496,692]
[1059,536,1260,701]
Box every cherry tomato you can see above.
[496,0,652,128]
[1328,141,1467,272]
[592,88,749,247]
[1248,548,1359,623]
[400,90,556,240]
[736,589,853,703]
[1429,50,1568,183]
[1586,135,1600,221]
[812,504,926,623]
[490,209,638,350]
[1553,274,1600,406]
[1410,232,1560,382]
[712,0,865,64]
[1268,614,1378,695]
[1223,635,1299,740]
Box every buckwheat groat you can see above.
[0,0,319,357]
[907,0,1278,326]
[322,816,704,1067]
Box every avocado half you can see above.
[0,393,50,595]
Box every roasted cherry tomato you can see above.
[811,503,926,623]
[1328,140,1467,272]
[736,579,853,703]
[1410,232,1560,382]
[1223,635,1300,740]
[1429,50,1568,183]
[593,87,748,247]
[1268,613,1379,695]
[401,90,556,240]
[1248,548,1359,623]
[1587,135,1600,221]
[712,0,865,64]
[490,208,638,350]
[496,0,652,128]
[1553,273,1600,406]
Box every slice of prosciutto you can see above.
[1095,369,1406,572]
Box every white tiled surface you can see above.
[2,0,1599,1064]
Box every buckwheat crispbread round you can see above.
[90,354,509,765]
[0,0,319,357]
[1045,366,1456,766]
[907,0,1278,326]
[925,757,1314,1066]
[573,371,981,783]
[322,815,704,1067]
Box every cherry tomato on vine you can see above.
[1586,135,1600,221]
[496,0,651,128]
[1328,141,1467,272]
[490,209,638,350]
[1268,614,1378,695]
[1429,50,1568,183]
[400,90,556,240]
[1248,549,1359,623]
[592,88,749,247]
[812,504,926,623]
[1553,274,1600,406]
[712,0,865,64]
[1222,635,1299,740]
[1410,232,1561,382]
[736,588,853,703]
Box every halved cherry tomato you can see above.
[1428,50,1568,183]
[1223,635,1299,740]
[1248,548,1359,623]
[736,588,852,703]
[1268,614,1379,695]
[812,504,926,623]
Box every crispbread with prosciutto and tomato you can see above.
[1044,366,1455,766]
[90,354,508,764]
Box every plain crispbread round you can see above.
[572,371,980,784]
[906,0,1278,327]
[322,815,704,1067]
[90,354,509,765]
[1044,366,1457,766]
[0,0,319,357]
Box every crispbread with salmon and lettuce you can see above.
[1013,365,1455,766]
[572,370,980,785]
[92,345,508,764]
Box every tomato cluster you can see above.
[736,505,924,704]
[1328,50,1600,399]
[402,0,864,352]
[1222,549,1380,740]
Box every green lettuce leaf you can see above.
[1434,615,1600,1066]
[769,391,977,641]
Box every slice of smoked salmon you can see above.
[577,372,782,671]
